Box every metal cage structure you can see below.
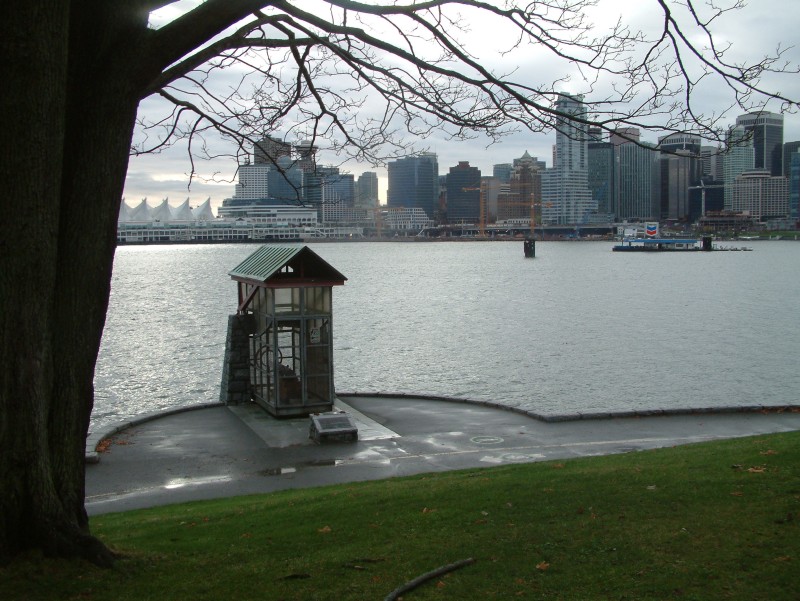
[229,246,346,417]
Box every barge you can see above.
[612,237,708,252]
[613,236,752,252]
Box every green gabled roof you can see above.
[229,245,346,285]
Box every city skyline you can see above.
[123,0,800,210]
[124,115,800,212]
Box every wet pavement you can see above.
[85,395,800,515]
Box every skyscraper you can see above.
[493,163,513,183]
[355,172,379,209]
[615,138,661,220]
[253,135,292,164]
[700,146,724,181]
[387,153,439,219]
[783,141,800,182]
[445,161,482,223]
[551,94,596,224]
[790,152,800,222]
[659,152,692,221]
[657,133,702,156]
[735,111,784,176]
[588,135,615,216]
[723,125,755,209]
[267,156,304,203]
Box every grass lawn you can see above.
[3,431,799,600]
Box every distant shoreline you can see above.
[115,235,797,246]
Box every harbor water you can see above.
[92,240,800,430]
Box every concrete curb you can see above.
[334,391,800,424]
[86,393,800,463]
[85,402,224,464]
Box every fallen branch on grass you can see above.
[383,558,476,600]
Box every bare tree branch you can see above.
[132,0,800,181]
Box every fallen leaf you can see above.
[553,463,564,469]
[730,491,744,497]
[318,525,332,533]
[747,466,767,473]
[436,581,446,589]
[760,449,778,456]
[536,561,550,571]
[422,507,436,514]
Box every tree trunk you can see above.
[0,0,149,565]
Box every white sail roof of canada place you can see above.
[127,199,153,222]
[151,199,173,222]
[117,198,216,223]
[192,198,215,221]
[172,198,195,221]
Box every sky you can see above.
[122,0,800,211]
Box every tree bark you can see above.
[0,0,149,565]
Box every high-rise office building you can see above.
[735,111,784,176]
[481,176,503,223]
[266,156,304,203]
[610,127,640,147]
[324,170,355,205]
[387,153,439,219]
[551,93,596,224]
[700,146,724,181]
[723,125,755,209]
[657,133,702,156]
[790,151,800,221]
[783,141,800,182]
[253,135,292,164]
[355,172,379,209]
[659,152,692,221]
[615,139,660,220]
[540,168,557,224]
[588,136,616,216]
[657,134,702,221]
[493,163,513,183]
[303,165,346,210]
[445,162,482,223]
